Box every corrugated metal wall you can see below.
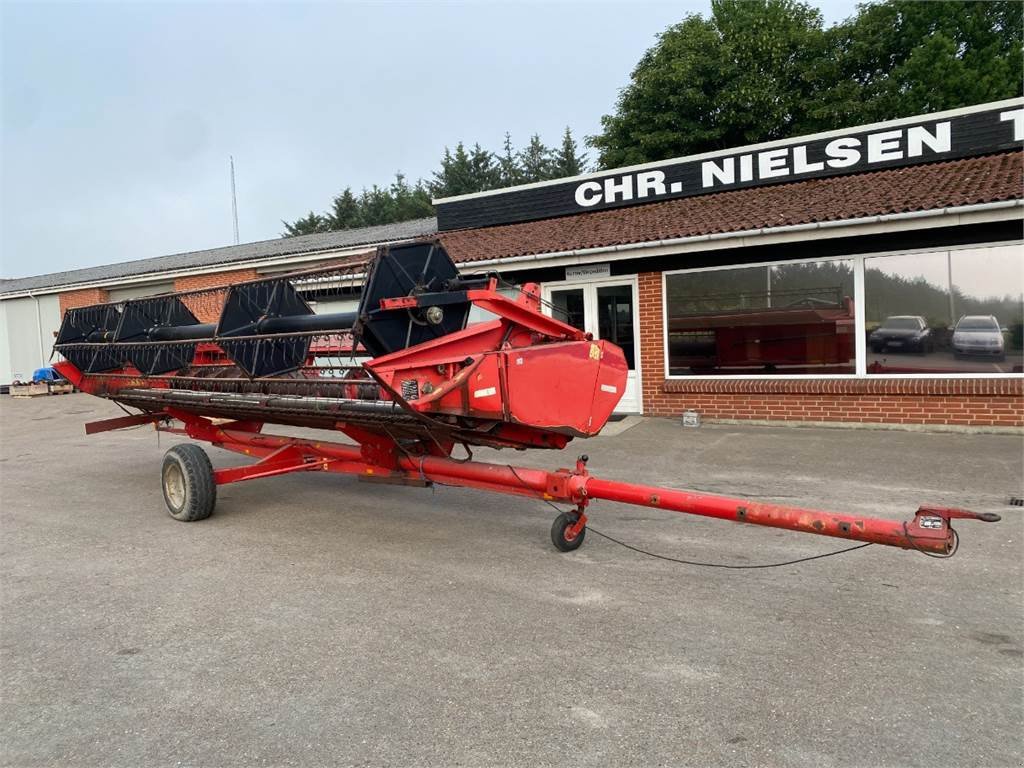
[0,294,61,384]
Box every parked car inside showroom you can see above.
[869,315,933,353]
[952,315,1006,360]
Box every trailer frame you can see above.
[86,407,998,555]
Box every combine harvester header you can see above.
[54,241,998,555]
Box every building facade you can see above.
[434,99,1024,429]
[2,99,1021,428]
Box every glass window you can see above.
[549,288,586,332]
[468,286,520,325]
[665,260,855,375]
[597,284,635,368]
[865,245,1023,375]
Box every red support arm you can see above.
[156,416,998,556]
[571,475,995,554]
[84,412,167,434]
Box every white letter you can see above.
[1000,109,1024,141]
[758,148,789,179]
[792,145,824,174]
[636,170,666,198]
[868,129,903,162]
[575,181,602,207]
[826,137,861,168]
[701,157,734,188]
[907,122,951,157]
[604,175,633,203]
[739,154,754,182]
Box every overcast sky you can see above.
[1,0,859,279]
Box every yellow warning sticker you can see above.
[589,343,601,360]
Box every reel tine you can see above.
[115,295,202,375]
[54,304,127,373]
[216,277,316,377]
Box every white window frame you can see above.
[661,240,1024,380]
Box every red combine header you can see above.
[53,241,998,554]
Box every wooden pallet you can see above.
[10,382,74,397]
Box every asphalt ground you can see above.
[1,393,1022,768]
[866,348,1022,375]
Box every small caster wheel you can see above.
[551,512,586,552]
[161,444,216,522]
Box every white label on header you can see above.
[565,263,611,280]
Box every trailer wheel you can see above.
[161,444,216,522]
[551,512,586,552]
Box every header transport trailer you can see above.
[52,241,998,555]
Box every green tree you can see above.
[468,143,500,191]
[390,173,434,221]
[357,185,396,226]
[497,133,522,187]
[816,1,1023,126]
[552,126,588,177]
[518,134,555,183]
[283,127,590,235]
[430,142,500,197]
[327,188,363,230]
[591,0,826,167]
[281,210,330,237]
[589,0,1023,167]
[284,173,434,237]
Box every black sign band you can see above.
[436,102,1023,232]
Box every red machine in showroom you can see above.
[53,241,998,555]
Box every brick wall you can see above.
[173,268,259,293]
[59,288,109,316]
[637,270,1024,428]
[174,268,260,323]
[57,268,260,323]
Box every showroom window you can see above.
[664,244,1023,378]
[665,259,856,376]
[865,245,1022,375]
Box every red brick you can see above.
[59,288,109,316]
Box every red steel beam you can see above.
[159,417,996,555]
[85,412,167,434]
[399,457,977,554]
[576,476,957,553]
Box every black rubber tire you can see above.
[550,512,586,552]
[161,444,216,522]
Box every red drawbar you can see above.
[157,410,991,555]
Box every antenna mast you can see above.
[230,156,240,245]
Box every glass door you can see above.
[542,278,641,413]
[549,288,586,333]
[596,285,636,370]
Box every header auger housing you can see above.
[54,240,999,556]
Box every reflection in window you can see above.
[597,284,635,369]
[550,288,586,332]
[665,261,855,375]
[865,246,1023,375]
[467,285,520,325]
